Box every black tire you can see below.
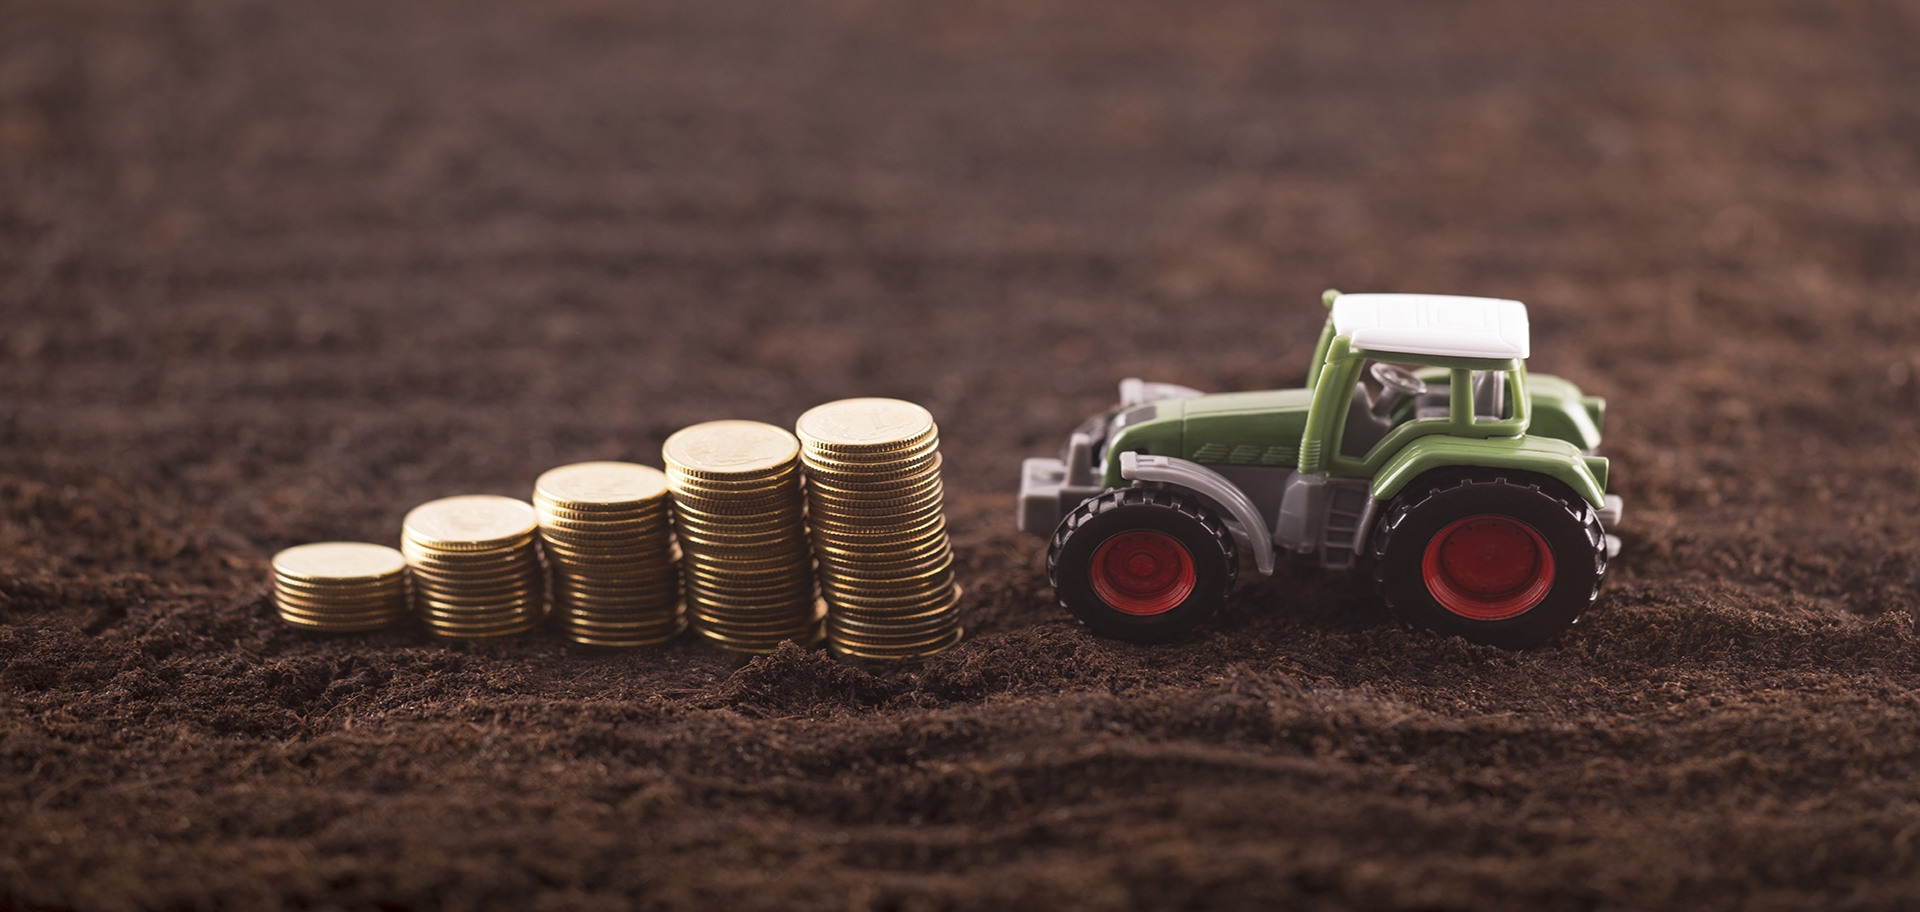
[1372,469,1607,649]
[1047,486,1237,643]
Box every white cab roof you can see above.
[1331,293,1530,360]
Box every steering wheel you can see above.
[1370,362,1428,396]
[1369,363,1428,418]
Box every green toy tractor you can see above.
[1017,291,1623,648]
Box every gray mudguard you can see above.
[1119,451,1275,576]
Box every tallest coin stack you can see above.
[797,398,962,659]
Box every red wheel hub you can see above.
[1421,515,1556,621]
[1089,530,1196,616]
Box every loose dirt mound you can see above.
[3,0,1920,909]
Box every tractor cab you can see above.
[1308,293,1534,472]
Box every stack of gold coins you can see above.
[796,398,962,659]
[534,461,684,647]
[401,495,547,639]
[270,542,411,632]
[663,420,823,653]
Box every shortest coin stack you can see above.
[535,462,684,646]
[403,495,547,639]
[271,542,411,632]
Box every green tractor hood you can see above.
[1100,389,1314,488]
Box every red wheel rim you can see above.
[1421,515,1556,621]
[1089,530,1196,616]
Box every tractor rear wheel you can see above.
[1373,470,1607,649]
[1048,487,1237,643]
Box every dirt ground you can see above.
[3,0,1920,909]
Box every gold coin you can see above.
[795,398,936,451]
[826,590,960,621]
[273,589,410,613]
[804,471,942,498]
[679,557,816,581]
[403,496,539,551]
[810,530,949,561]
[821,575,955,604]
[829,617,958,643]
[802,430,939,463]
[417,607,545,630]
[554,574,680,594]
[275,598,408,621]
[676,539,813,562]
[694,618,822,642]
[826,589,959,616]
[564,615,685,639]
[803,491,943,520]
[566,631,683,646]
[409,574,544,598]
[807,506,946,536]
[535,505,670,527]
[538,532,672,553]
[682,582,816,605]
[800,442,941,474]
[536,511,671,533]
[558,603,680,622]
[816,545,953,575]
[829,628,963,660]
[272,542,408,584]
[666,480,798,501]
[671,521,809,547]
[691,598,825,625]
[425,618,543,639]
[687,604,818,626]
[403,549,539,575]
[408,570,544,594]
[406,559,542,583]
[548,564,678,585]
[272,578,408,602]
[401,535,536,563]
[669,495,806,520]
[828,621,958,648]
[662,420,800,478]
[279,614,406,634]
[561,614,680,631]
[686,586,817,608]
[274,600,405,617]
[671,500,803,522]
[534,462,669,511]
[802,467,943,498]
[553,565,681,587]
[537,534,674,555]
[554,587,682,607]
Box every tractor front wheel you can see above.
[1373,470,1608,649]
[1048,487,1237,643]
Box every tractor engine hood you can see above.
[1101,388,1315,488]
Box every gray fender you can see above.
[1119,451,1275,576]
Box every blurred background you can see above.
[3,1,1920,909]
[2,0,1913,564]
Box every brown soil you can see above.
[4,0,1920,909]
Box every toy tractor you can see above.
[1017,291,1623,649]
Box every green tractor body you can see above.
[1019,292,1622,648]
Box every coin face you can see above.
[535,462,668,507]
[796,398,934,449]
[663,421,800,475]
[272,542,407,581]
[404,495,538,546]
